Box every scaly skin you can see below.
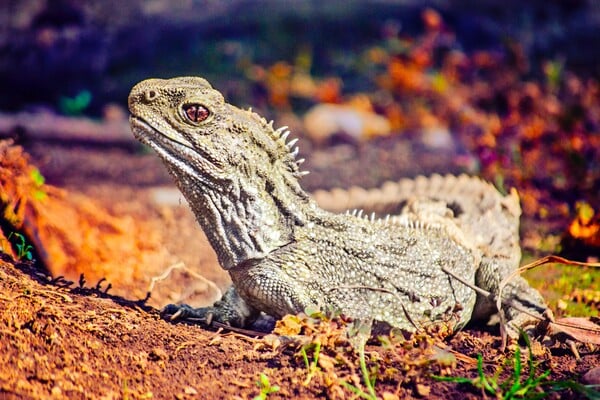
[128,77,548,337]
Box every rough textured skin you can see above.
[128,77,548,337]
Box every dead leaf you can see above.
[382,392,400,400]
[549,317,600,345]
[416,383,431,397]
[274,314,303,336]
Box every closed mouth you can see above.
[129,115,224,175]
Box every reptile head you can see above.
[128,77,234,184]
[129,77,307,187]
[128,77,314,269]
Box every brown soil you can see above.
[0,138,598,399]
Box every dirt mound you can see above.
[1,256,598,399]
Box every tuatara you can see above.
[128,76,549,338]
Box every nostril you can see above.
[144,89,158,102]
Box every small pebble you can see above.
[420,126,455,150]
[582,366,600,385]
[303,103,391,144]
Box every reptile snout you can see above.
[128,78,164,113]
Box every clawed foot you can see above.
[161,303,218,325]
[502,308,554,350]
[160,288,260,328]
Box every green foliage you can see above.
[59,90,92,115]
[549,380,600,400]
[30,167,47,200]
[431,72,448,94]
[253,373,280,400]
[494,173,508,196]
[7,232,33,261]
[340,339,378,400]
[523,259,599,318]
[544,60,564,92]
[301,340,321,385]
[433,332,599,399]
[30,167,45,186]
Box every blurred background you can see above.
[2,0,599,212]
[1,0,599,114]
[0,0,598,291]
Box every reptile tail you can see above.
[313,173,521,267]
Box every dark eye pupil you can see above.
[183,104,210,122]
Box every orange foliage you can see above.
[245,7,598,225]
[314,77,342,104]
[568,202,600,247]
[422,8,443,32]
[0,140,163,295]
[387,58,428,93]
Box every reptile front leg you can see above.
[162,257,316,329]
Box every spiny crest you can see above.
[344,209,444,230]
[244,107,310,178]
[382,214,442,230]
[346,209,378,222]
[400,219,442,230]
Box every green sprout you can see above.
[434,332,599,399]
[301,340,321,385]
[253,373,280,400]
[340,339,378,400]
[8,232,34,261]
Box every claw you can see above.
[171,308,185,321]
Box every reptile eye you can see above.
[183,104,210,123]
